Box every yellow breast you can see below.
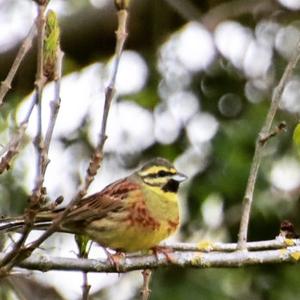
[84,186,180,252]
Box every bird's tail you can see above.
[0,210,63,232]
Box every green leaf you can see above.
[293,123,300,156]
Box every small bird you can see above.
[0,157,187,252]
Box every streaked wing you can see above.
[63,178,140,224]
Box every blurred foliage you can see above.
[2,0,300,299]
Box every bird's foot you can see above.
[151,245,174,263]
[103,248,125,272]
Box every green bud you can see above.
[43,10,60,81]
[75,234,91,258]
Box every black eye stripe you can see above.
[143,171,176,178]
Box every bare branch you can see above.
[0,25,36,106]
[81,272,91,300]
[0,120,31,174]
[75,235,93,300]
[0,77,39,172]
[44,49,64,158]
[165,238,294,252]
[31,2,47,208]
[237,41,300,250]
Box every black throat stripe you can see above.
[162,179,179,193]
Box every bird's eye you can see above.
[158,170,167,177]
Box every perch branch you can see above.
[2,241,300,273]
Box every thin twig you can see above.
[75,235,93,300]
[44,49,64,157]
[141,269,152,300]
[237,41,300,250]
[0,25,36,106]
[0,39,40,173]
[81,243,92,300]
[31,2,47,208]
[164,238,297,252]
[0,103,34,174]
[82,272,91,300]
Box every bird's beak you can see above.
[172,172,188,182]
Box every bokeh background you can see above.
[1,0,300,299]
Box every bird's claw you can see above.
[103,248,125,272]
[151,246,174,263]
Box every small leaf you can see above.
[293,123,300,156]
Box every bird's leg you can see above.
[103,248,125,272]
[151,245,174,263]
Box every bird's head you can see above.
[137,157,187,193]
